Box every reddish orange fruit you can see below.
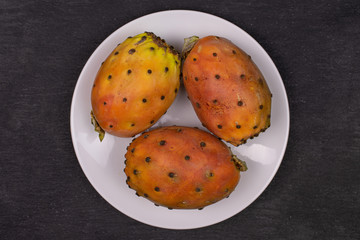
[182,36,272,146]
[124,126,247,209]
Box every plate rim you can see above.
[70,9,290,230]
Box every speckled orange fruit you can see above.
[182,36,272,146]
[124,126,247,209]
[91,32,180,140]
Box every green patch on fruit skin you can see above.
[231,155,248,172]
[181,36,200,60]
[90,110,105,142]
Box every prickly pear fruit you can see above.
[182,36,272,146]
[91,32,180,140]
[124,126,247,209]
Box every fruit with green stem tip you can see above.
[124,126,247,209]
[182,36,272,146]
[91,32,180,141]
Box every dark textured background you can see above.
[1,0,359,239]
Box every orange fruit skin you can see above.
[124,126,241,209]
[91,32,180,138]
[183,36,272,146]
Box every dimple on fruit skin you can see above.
[91,32,181,141]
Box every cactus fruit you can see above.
[182,36,272,146]
[91,32,180,140]
[124,126,247,209]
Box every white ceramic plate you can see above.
[70,10,289,230]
